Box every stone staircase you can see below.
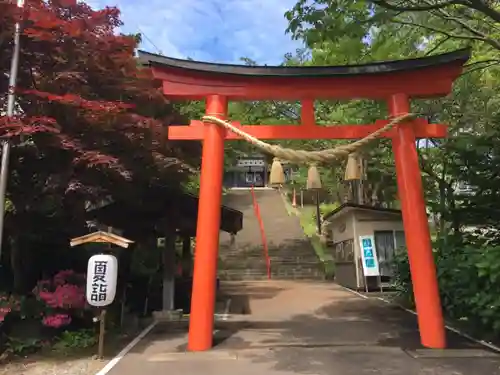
[218,188,324,281]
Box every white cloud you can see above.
[88,0,302,64]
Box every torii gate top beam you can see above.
[138,49,470,101]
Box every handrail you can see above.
[250,185,271,279]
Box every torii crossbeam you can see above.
[139,48,470,352]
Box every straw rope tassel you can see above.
[306,164,322,190]
[269,158,285,186]
[344,153,362,181]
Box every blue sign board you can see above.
[365,258,375,268]
[363,248,374,258]
[359,235,380,276]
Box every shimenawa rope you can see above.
[201,112,415,245]
[201,113,415,164]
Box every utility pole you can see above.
[0,0,25,258]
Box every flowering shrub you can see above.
[38,284,86,309]
[53,270,85,287]
[42,314,72,328]
[0,293,22,323]
[33,270,87,328]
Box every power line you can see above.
[135,25,163,55]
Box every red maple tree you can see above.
[0,0,200,291]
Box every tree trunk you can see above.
[10,236,28,293]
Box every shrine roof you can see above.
[86,189,243,237]
[323,203,402,222]
[138,48,470,78]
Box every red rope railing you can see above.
[250,186,271,279]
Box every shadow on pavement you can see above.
[219,283,286,314]
[115,284,500,375]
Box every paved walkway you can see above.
[107,281,500,375]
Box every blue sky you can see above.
[87,0,303,64]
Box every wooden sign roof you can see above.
[70,231,134,249]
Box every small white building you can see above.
[324,203,406,290]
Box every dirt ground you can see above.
[0,327,146,375]
[0,356,106,375]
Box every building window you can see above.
[332,239,354,262]
[374,230,406,277]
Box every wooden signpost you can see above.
[70,230,134,359]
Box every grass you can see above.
[298,205,335,278]
[298,206,317,236]
[310,235,335,277]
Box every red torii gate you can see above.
[138,49,470,352]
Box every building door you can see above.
[394,230,406,250]
[245,172,255,185]
[374,231,396,278]
[253,172,264,187]
[241,171,265,187]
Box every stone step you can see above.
[270,274,324,280]
[272,267,325,275]
[219,275,324,281]
[219,253,316,259]
[220,255,319,263]
[220,246,317,253]
[218,263,323,273]
[221,245,316,251]
[217,189,324,281]
[218,269,324,281]
[220,250,318,257]
[219,259,321,269]
[219,259,323,267]
[219,266,322,274]
[218,269,268,280]
[218,274,269,281]
[219,265,324,273]
[220,245,315,251]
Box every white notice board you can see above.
[358,235,381,277]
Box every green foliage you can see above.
[392,243,500,338]
[390,248,414,307]
[300,202,340,237]
[299,206,318,238]
[52,330,97,352]
[296,203,336,278]
[5,337,44,355]
[310,235,335,279]
[320,202,340,219]
[182,174,201,195]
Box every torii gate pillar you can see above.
[187,95,227,351]
[389,93,446,348]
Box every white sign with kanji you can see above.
[86,254,118,307]
[236,159,265,167]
